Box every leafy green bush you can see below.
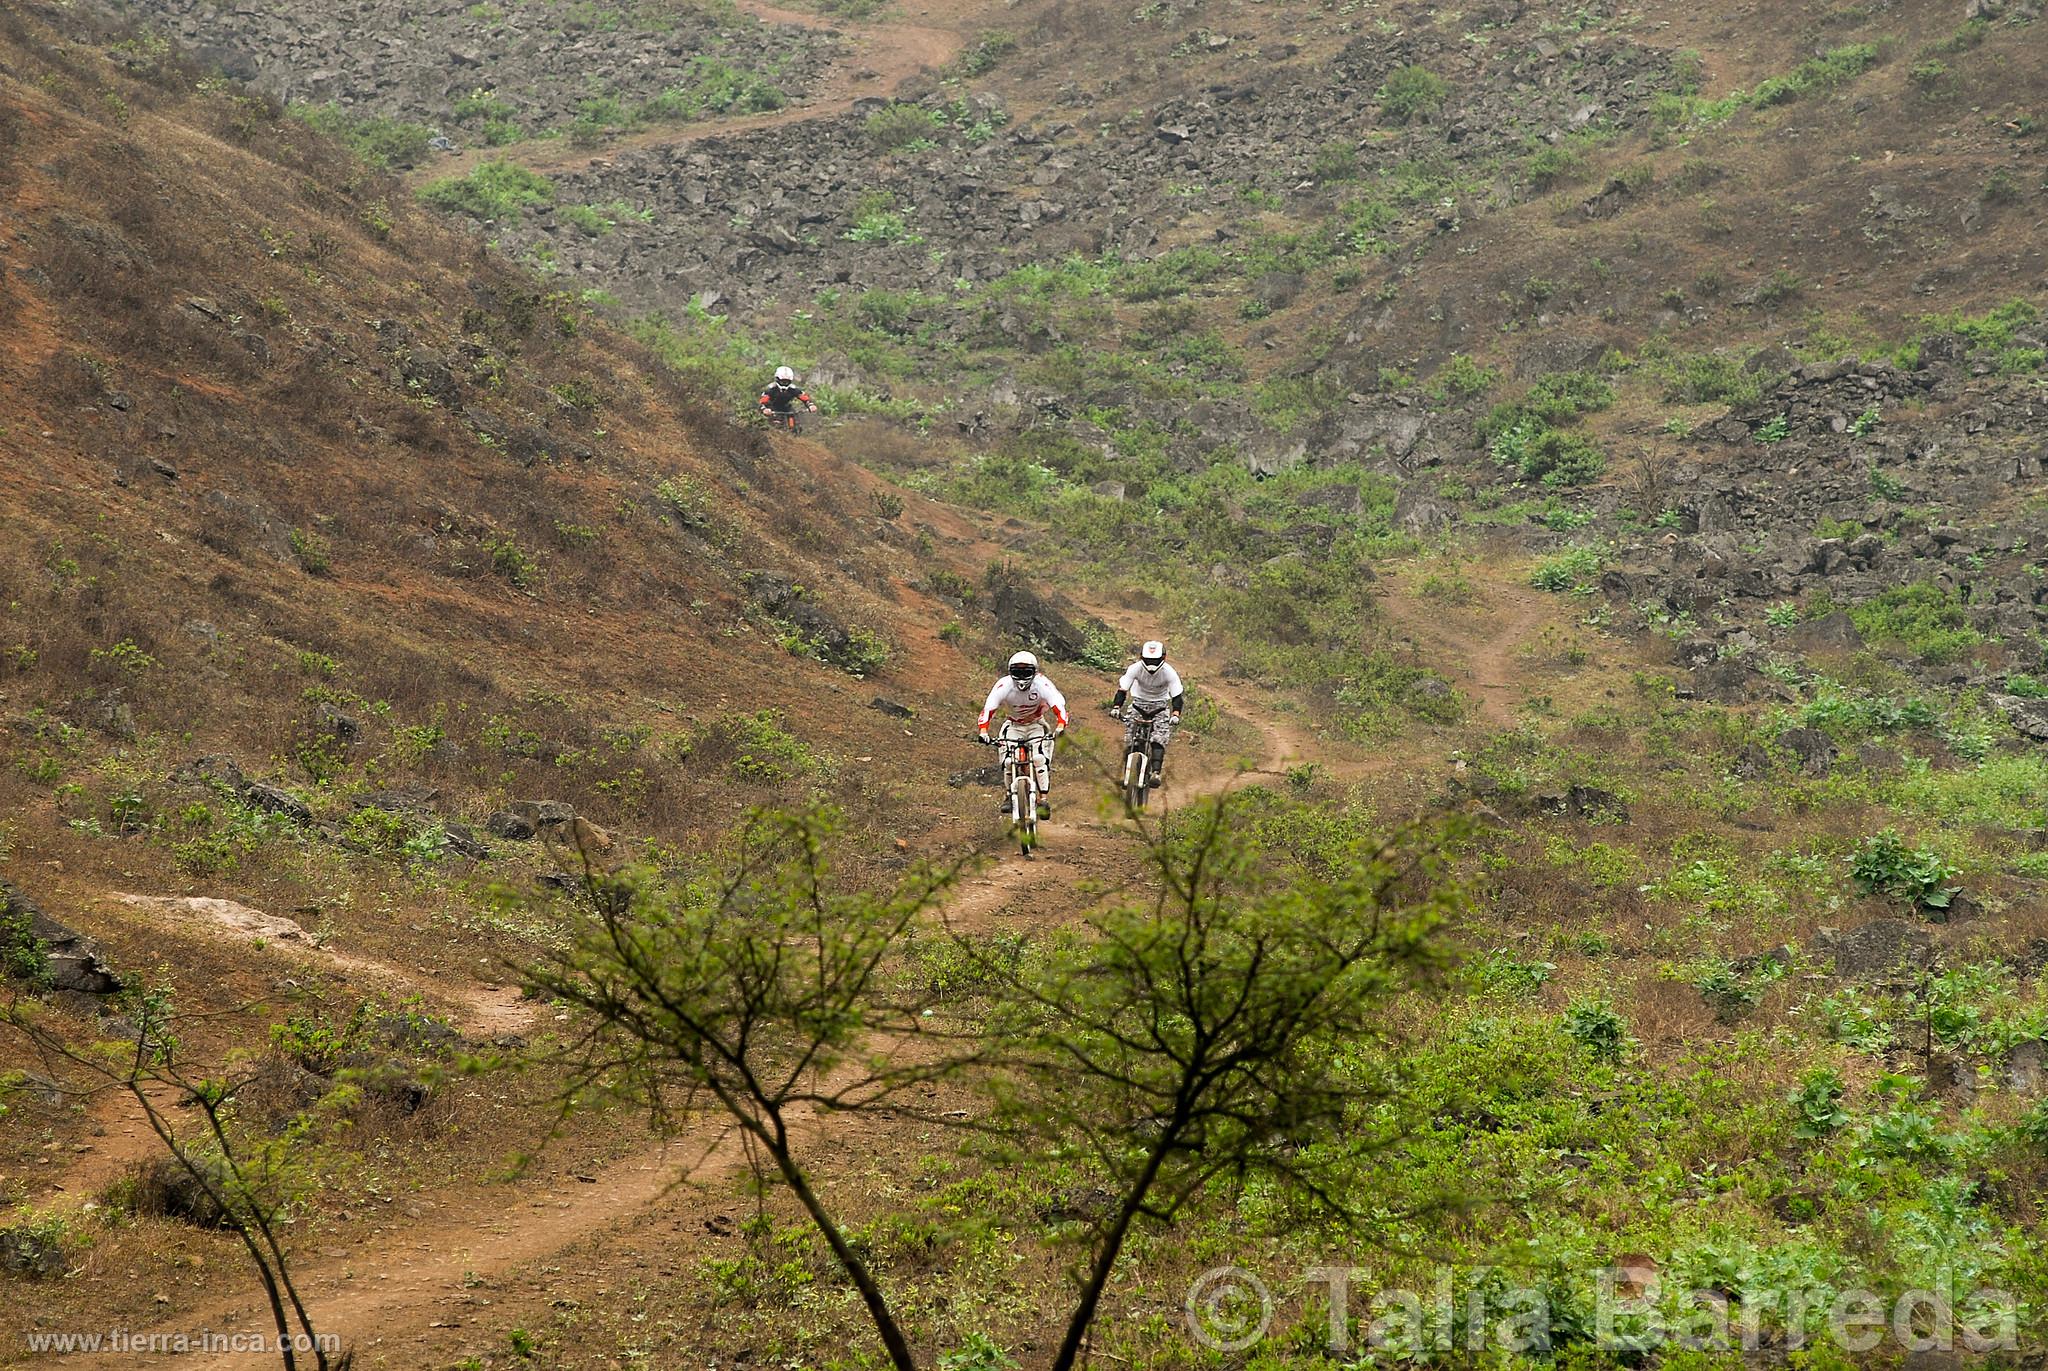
[1379,65,1448,123]
[1789,1067,1849,1139]
[643,59,784,122]
[482,533,539,591]
[291,103,434,169]
[1529,544,1608,592]
[1564,998,1626,1061]
[1849,582,1981,665]
[1515,428,1607,487]
[865,103,943,150]
[1847,829,1960,910]
[685,710,821,783]
[959,31,1017,76]
[418,161,554,220]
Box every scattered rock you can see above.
[171,754,248,794]
[485,809,538,840]
[1779,726,1837,778]
[1819,921,1934,979]
[505,799,576,830]
[318,704,364,743]
[1993,694,2048,741]
[349,786,439,813]
[1536,784,1629,823]
[869,696,916,719]
[988,582,1088,661]
[244,784,313,825]
[2009,1040,2046,1096]
[948,763,1002,788]
[0,1226,66,1278]
[441,822,490,861]
[2,881,122,995]
[1790,611,1864,654]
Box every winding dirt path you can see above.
[54,654,1299,1369]
[50,592,1563,1368]
[1374,569,1559,727]
[409,0,967,186]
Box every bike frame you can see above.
[998,724,1050,854]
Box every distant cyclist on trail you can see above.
[977,650,1068,818]
[1112,640,1184,788]
[759,366,817,428]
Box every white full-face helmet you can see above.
[1007,650,1039,684]
[1140,640,1166,673]
[775,365,796,382]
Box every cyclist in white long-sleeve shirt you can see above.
[1111,640,1184,788]
[977,650,1068,818]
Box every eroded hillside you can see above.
[7,0,2048,1367]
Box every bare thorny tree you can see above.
[528,794,1467,1369]
[3,986,350,1370]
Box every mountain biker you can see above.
[759,366,817,426]
[977,650,1068,819]
[1111,640,1184,788]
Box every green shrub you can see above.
[640,58,784,122]
[865,103,943,149]
[1564,998,1626,1061]
[1310,140,1359,182]
[291,103,434,169]
[1380,65,1448,123]
[1849,582,1981,664]
[960,31,1017,76]
[482,533,539,591]
[1847,829,1959,910]
[686,710,821,783]
[1529,544,1608,592]
[1789,1067,1849,1139]
[418,161,554,220]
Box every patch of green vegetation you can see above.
[843,189,920,244]
[683,709,822,783]
[959,30,1017,76]
[1849,582,1983,665]
[290,102,435,169]
[865,102,944,150]
[418,160,554,220]
[1529,543,1609,593]
[1477,372,1613,486]
[640,58,786,123]
[1847,829,1960,910]
[451,88,522,145]
[1379,64,1449,124]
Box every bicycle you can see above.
[762,405,815,435]
[1119,705,1170,816]
[994,723,1051,857]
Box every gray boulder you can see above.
[1779,726,1837,778]
[1993,694,2048,741]
[989,583,1088,662]
[2,881,122,995]
[245,784,313,825]
[485,809,539,840]
[1819,921,1934,979]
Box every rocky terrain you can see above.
[117,0,838,149]
[8,0,2048,1366]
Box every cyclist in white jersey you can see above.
[977,650,1068,817]
[1111,639,1184,788]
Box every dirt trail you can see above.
[411,0,966,186]
[57,644,1299,1369]
[59,596,1541,1367]
[1374,572,1558,727]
